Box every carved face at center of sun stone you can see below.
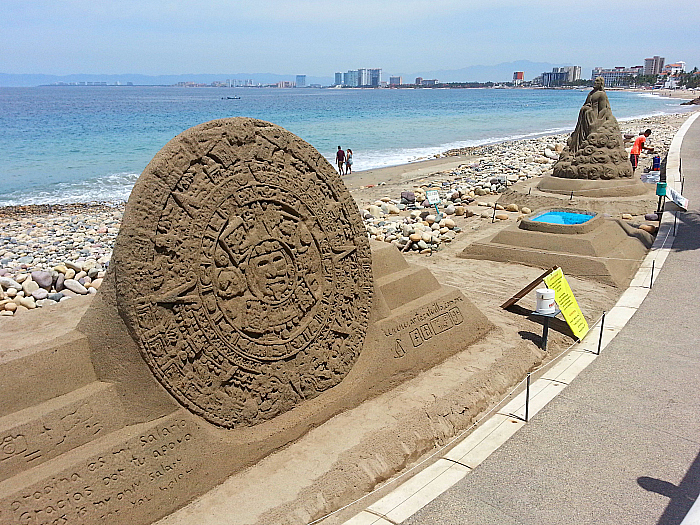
[114,118,373,428]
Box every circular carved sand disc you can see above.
[113,118,373,428]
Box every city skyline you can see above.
[1,1,698,79]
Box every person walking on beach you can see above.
[630,129,654,173]
[336,146,345,175]
[345,148,353,175]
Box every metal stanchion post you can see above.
[540,316,550,351]
[674,212,678,236]
[525,373,531,422]
[492,205,496,223]
[597,311,605,355]
[650,260,655,289]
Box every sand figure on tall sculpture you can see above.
[553,77,634,180]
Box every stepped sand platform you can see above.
[459,210,654,288]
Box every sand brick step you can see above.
[0,382,126,483]
[375,265,441,310]
[0,299,96,418]
[0,411,201,525]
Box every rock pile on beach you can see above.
[359,161,540,252]
[0,205,121,316]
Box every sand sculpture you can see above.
[552,77,634,180]
[459,209,653,287]
[113,118,373,428]
[0,118,491,525]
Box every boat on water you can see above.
[222,96,241,100]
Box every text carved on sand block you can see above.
[114,119,373,428]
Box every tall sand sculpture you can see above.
[0,118,492,525]
[538,77,652,197]
[553,77,633,180]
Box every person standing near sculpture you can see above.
[345,148,353,175]
[336,146,345,175]
[630,129,654,173]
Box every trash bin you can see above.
[656,182,667,196]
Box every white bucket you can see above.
[535,288,556,314]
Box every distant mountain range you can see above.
[0,61,590,87]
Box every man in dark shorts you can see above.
[336,146,345,175]
[630,129,653,173]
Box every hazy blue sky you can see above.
[2,0,699,78]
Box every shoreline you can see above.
[1,110,696,214]
[617,87,699,100]
[347,110,697,199]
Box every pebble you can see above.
[36,298,58,307]
[63,279,88,295]
[65,260,83,273]
[31,289,48,300]
[22,279,39,295]
[19,296,36,309]
[0,276,21,290]
[31,270,52,289]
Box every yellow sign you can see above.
[543,268,589,340]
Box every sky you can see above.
[2,0,699,79]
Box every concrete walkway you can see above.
[396,113,700,524]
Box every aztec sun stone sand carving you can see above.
[113,118,373,428]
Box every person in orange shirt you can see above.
[630,129,654,173]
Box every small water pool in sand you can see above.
[531,211,595,225]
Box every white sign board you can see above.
[667,186,689,211]
[426,190,441,205]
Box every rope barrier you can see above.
[305,312,607,525]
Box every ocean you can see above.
[0,86,691,206]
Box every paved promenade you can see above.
[398,113,700,524]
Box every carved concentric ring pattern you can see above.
[113,118,373,428]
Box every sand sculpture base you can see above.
[0,241,491,525]
[537,175,653,198]
[459,210,653,287]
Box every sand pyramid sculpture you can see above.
[0,118,491,525]
[553,77,634,180]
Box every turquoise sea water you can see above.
[0,86,691,206]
